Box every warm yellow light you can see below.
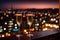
[53,25,59,28]
[1,17,3,20]
[6,33,8,35]
[45,13,47,15]
[14,24,17,26]
[6,33,11,36]
[50,25,52,28]
[45,24,49,26]
[43,20,46,23]
[50,18,56,21]
[6,33,8,36]
[36,23,39,26]
[55,20,58,23]
[45,23,59,29]
[55,26,59,28]
[48,13,50,16]
[24,29,27,32]
[5,22,7,25]
[25,32,28,34]
[8,34,11,36]
[42,20,46,24]
[35,27,38,29]
[31,28,34,31]
[54,18,56,21]
[53,25,56,27]
[2,35,5,37]
[45,24,52,28]
[35,27,38,30]
[13,11,15,14]
[6,15,9,17]
[4,28,6,30]
[36,28,38,30]
[57,13,58,15]
[4,13,6,16]
[43,28,48,31]
[40,14,42,16]
[8,11,11,14]
[48,24,51,26]
[51,18,54,21]
[30,28,34,31]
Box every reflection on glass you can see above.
[27,16,33,27]
[13,28,19,32]
[16,16,22,27]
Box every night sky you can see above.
[0,0,59,9]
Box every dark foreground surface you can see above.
[0,29,60,40]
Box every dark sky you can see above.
[0,0,59,9]
[0,0,59,3]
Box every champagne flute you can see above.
[27,16,34,39]
[27,16,33,28]
[16,16,22,27]
[16,15,22,40]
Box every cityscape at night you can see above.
[0,0,59,40]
